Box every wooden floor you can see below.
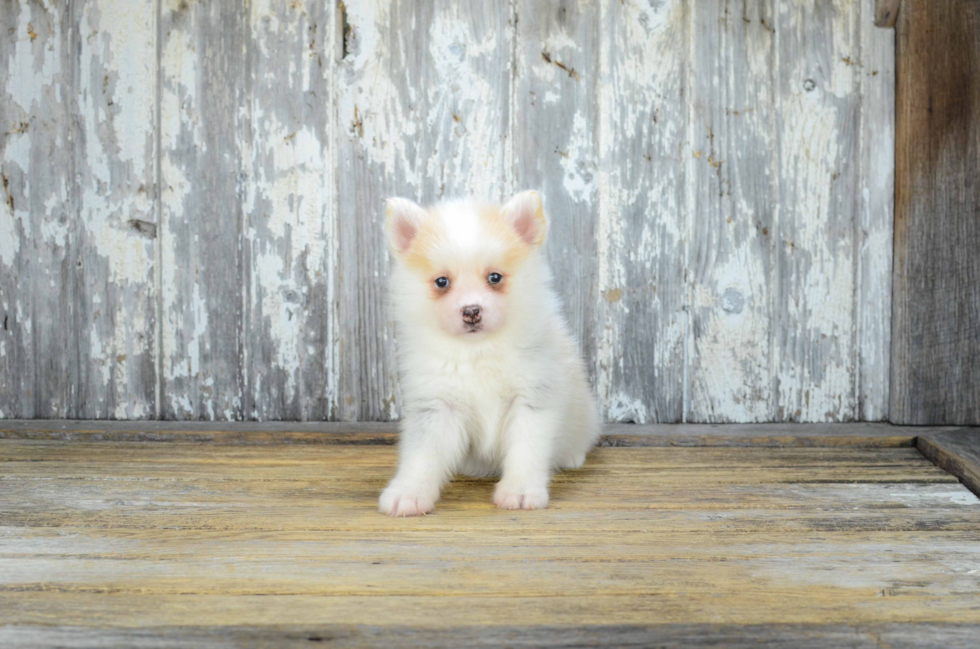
[1,423,979,647]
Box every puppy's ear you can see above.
[384,198,426,255]
[502,190,548,248]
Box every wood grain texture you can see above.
[244,0,337,420]
[335,0,512,420]
[158,0,247,420]
[0,439,977,640]
[4,623,980,649]
[513,0,598,375]
[891,0,980,425]
[773,0,862,422]
[71,0,158,418]
[917,429,980,497]
[0,1,74,418]
[596,0,687,423]
[874,0,901,27]
[0,420,934,447]
[857,1,895,421]
[0,1,899,423]
[687,0,775,422]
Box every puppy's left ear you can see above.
[502,190,548,248]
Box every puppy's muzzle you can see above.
[461,305,482,325]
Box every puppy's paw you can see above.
[379,484,437,517]
[493,483,549,510]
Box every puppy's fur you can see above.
[379,191,599,516]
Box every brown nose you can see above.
[461,305,482,324]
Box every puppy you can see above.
[378,190,599,516]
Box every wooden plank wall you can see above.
[891,0,980,426]
[0,0,895,423]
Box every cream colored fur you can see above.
[379,191,599,516]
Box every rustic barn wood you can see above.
[594,0,687,423]
[158,1,248,420]
[773,1,862,422]
[0,1,74,418]
[687,1,774,423]
[875,0,901,27]
[891,0,980,425]
[0,421,945,448]
[0,433,977,645]
[244,0,337,421]
[0,1,899,423]
[917,430,980,498]
[859,0,896,422]
[72,0,159,419]
[4,623,980,649]
[514,0,598,390]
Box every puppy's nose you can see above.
[461,305,482,324]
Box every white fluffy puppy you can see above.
[378,190,599,516]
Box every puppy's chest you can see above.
[449,363,515,454]
[411,351,515,414]
[443,356,516,405]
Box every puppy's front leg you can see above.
[493,406,557,510]
[379,407,467,517]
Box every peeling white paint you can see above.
[89,325,111,389]
[250,120,327,271]
[606,394,649,424]
[856,4,895,422]
[244,1,339,419]
[247,116,323,404]
[595,0,687,423]
[7,6,60,112]
[558,112,594,203]
[0,208,17,268]
[338,1,419,190]
[769,0,866,422]
[423,10,505,200]
[0,0,894,423]
[159,0,210,418]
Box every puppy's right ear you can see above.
[384,198,426,255]
[502,190,548,248]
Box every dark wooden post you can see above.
[891,0,980,424]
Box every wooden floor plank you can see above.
[5,623,980,649]
[0,421,947,447]
[0,441,934,462]
[3,543,978,597]
[917,429,980,497]
[1,435,978,645]
[2,591,980,627]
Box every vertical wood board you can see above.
[595,0,688,423]
[0,1,74,418]
[244,0,337,421]
[891,0,980,425]
[773,0,862,421]
[857,0,894,421]
[159,0,246,420]
[687,0,775,423]
[71,0,158,419]
[513,0,598,375]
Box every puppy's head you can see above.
[384,191,548,339]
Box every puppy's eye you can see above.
[487,273,503,285]
[434,277,450,289]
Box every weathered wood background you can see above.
[891,0,980,426]
[0,0,895,423]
